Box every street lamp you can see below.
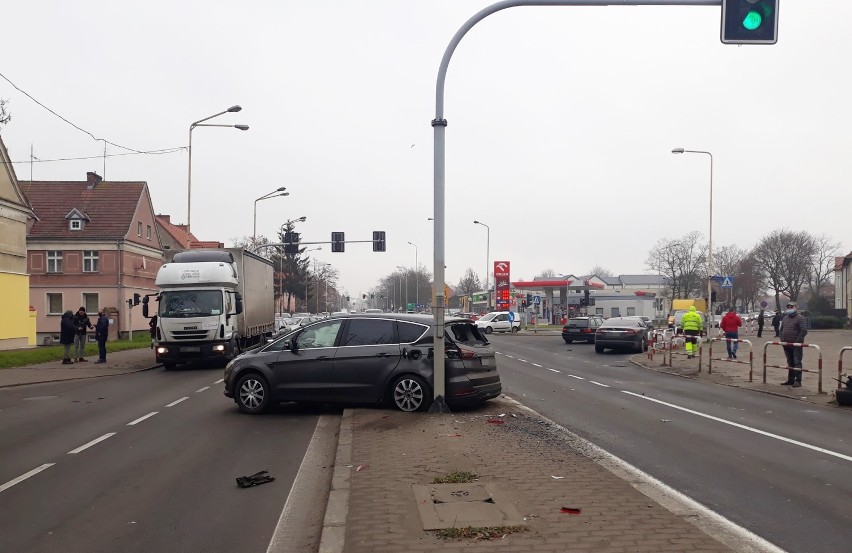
[473,220,490,310]
[672,147,714,335]
[187,105,248,241]
[396,265,408,312]
[407,241,418,310]
[253,187,288,243]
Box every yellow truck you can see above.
[668,299,708,329]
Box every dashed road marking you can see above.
[548,368,561,373]
[517,359,528,363]
[622,391,852,463]
[505,355,515,359]
[127,412,158,426]
[590,381,610,388]
[0,464,55,494]
[532,363,543,368]
[165,397,189,407]
[567,375,584,380]
[195,386,210,393]
[214,378,224,384]
[68,433,116,454]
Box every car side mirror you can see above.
[284,339,295,351]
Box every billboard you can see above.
[494,261,511,311]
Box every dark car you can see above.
[594,317,648,353]
[223,314,501,413]
[561,316,605,344]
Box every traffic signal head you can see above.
[372,231,386,252]
[331,232,345,253]
[362,294,367,299]
[721,0,778,44]
[284,231,300,254]
[133,293,141,306]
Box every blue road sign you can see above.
[721,276,734,288]
[533,295,541,305]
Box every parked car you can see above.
[621,316,655,340]
[224,314,501,413]
[594,317,649,353]
[475,311,521,334]
[561,316,605,344]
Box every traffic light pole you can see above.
[432,0,722,414]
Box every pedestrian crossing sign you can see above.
[721,276,734,288]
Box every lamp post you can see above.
[672,147,714,336]
[396,266,408,312]
[473,220,490,310]
[407,241,418,310]
[187,105,248,241]
[253,187,288,243]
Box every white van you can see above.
[475,311,520,334]
[364,308,383,314]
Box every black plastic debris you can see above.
[236,470,275,488]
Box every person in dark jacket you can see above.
[72,307,93,362]
[779,302,808,388]
[771,310,783,337]
[94,308,110,363]
[59,310,76,364]
[757,309,765,338]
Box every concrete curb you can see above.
[0,364,162,388]
[318,409,353,553]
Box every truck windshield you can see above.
[159,291,223,318]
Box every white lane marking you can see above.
[165,397,189,407]
[623,391,852,463]
[68,433,116,454]
[127,412,158,426]
[500,395,787,553]
[517,359,528,363]
[505,355,515,359]
[195,386,210,393]
[0,464,55,494]
[532,363,543,368]
[548,368,561,373]
[567,374,584,380]
[495,352,503,355]
[590,381,611,388]
[214,378,224,384]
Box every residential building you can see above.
[835,253,852,319]
[0,135,37,349]
[155,213,223,252]
[21,172,164,343]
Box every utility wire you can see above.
[0,70,183,154]
[1,147,185,165]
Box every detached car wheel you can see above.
[236,373,271,414]
[390,375,433,412]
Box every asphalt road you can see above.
[0,365,334,553]
[489,334,852,553]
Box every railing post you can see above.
[839,347,852,390]
[708,338,713,374]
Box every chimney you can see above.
[159,214,171,224]
[86,171,103,188]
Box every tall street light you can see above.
[253,187,288,243]
[187,105,249,241]
[407,241,418,310]
[672,147,714,336]
[473,220,490,310]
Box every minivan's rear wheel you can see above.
[236,373,271,414]
[484,326,493,334]
[511,326,519,333]
[390,375,432,412]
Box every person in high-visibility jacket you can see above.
[681,306,703,359]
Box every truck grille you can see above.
[171,330,210,340]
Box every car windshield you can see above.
[479,313,496,322]
[159,290,223,318]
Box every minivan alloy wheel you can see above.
[391,375,430,412]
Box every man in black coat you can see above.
[779,302,808,388]
[72,307,93,362]
[59,311,76,364]
[94,308,110,364]
[757,309,765,338]
[771,310,783,337]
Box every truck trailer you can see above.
[144,248,274,369]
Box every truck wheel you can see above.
[236,373,271,414]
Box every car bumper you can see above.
[562,332,595,341]
[156,341,232,365]
[596,338,641,349]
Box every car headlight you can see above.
[213,344,225,352]
[156,346,168,354]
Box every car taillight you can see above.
[582,328,594,333]
[457,345,479,359]
[625,329,638,335]
[562,326,568,331]
[445,345,478,360]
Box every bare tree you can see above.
[0,98,11,127]
[713,244,748,308]
[588,265,614,277]
[537,268,557,278]
[230,235,273,259]
[808,234,840,297]
[646,232,708,301]
[752,229,817,309]
[456,268,481,296]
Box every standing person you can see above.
[59,310,76,364]
[72,307,94,362]
[681,306,703,360]
[757,308,765,338]
[771,309,783,337]
[720,306,743,360]
[779,302,808,388]
[94,308,109,364]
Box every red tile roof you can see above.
[155,214,199,248]
[20,179,146,240]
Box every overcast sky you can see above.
[2,1,850,297]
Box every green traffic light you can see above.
[742,10,762,30]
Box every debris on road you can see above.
[236,470,275,488]
[560,507,582,515]
[355,464,369,472]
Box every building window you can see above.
[47,251,63,273]
[83,293,99,314]
[83,250,99,272]
[595,308,604,315]
[69,219,82,231]
[47,293,63,315]
[137,222,142,236]
[146,225,152,240]
[627,307,636,316]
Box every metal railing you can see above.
[708,337,753,380]
[838,347,852,390]
[762,341,824,394]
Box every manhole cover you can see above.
[412,483,526,530]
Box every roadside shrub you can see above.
[809,316,848,330]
